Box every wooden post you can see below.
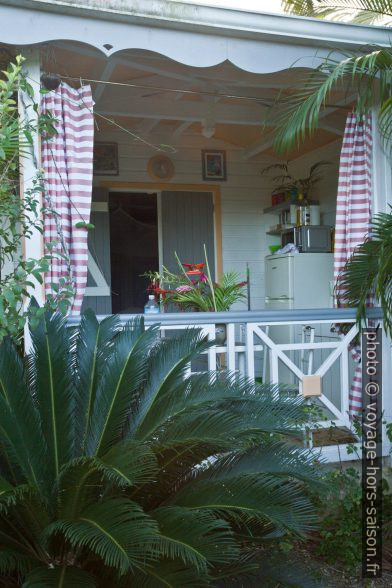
[18,47,44,349]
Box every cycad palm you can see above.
[338,211,392,335]
[0,308,321,587]
[276,1,392,156]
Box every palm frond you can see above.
[87,318,159,456]
[339,211,392,335]
[126,561,208,587]
[308,160,332,176]
[377,92,392,159]
[99,440,158,488]
[170,474,317,537]
[58,442,158,519]
[0,480,31,513]
[57,457,105,519]
[152,507,237,574]
[44,498,160,575]
[260,162,290,175]
[135,441,231,509]
[29,310,74,479]
[129,329,211,441]
[273,47,392,154]
[215,549,323,587]
[150,406,247,449]
[213,272,247,311]
[22,566,95,587]
[201,442,322,487]
[283,0,392,25]
[0,549,34,580]
[75,311,121,454]
[0,338,47,492]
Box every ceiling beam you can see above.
[172,120,193,138]
[97,96,266,126]
[243,135,275,160]
[93,61,117,103]
[319,122,344,136]
[137,119,162,134]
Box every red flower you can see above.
[182,262,205,269]
[186,269,202,275]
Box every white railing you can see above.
[68,307,386,461]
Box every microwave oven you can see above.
[281,225,331,252]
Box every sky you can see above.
[172,0,285,14]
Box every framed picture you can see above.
[201,149,227,181]
[93,142,119,176]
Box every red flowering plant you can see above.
[143,245,247,312]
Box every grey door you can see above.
[161,191,215,276]
[82,188,112,315]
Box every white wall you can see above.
[93,128,342,310]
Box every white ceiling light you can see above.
[201,118,215,139]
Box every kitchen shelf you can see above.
[263,200,319,215]
[266,230,282,236]
[267,228,295,236]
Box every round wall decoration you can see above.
[147,155,174,181]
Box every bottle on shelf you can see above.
[296,192,310,226]
[144,294,160,314]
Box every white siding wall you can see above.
[93,129,342,310]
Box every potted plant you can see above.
[261,160,331,198]
[144,246,247,343]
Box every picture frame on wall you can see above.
[201,149,227,181]
[93,142,119,176]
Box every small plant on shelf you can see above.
[261,160,331,198]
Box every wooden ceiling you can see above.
[38,41,349,160]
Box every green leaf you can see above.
[339,211,392,335]
[87,318,159,456]
[0,338,48,494]
[152,507,237,573]
[130,329,211,441]
[75,221,95,230]
[171,473,317,537]
[75,311,121,454]
[23,566,96,587]
[44,498,160,575]
[99,440,158,487]
[283,0,392,26]
[0,549,34,578]
[29,309,73,480]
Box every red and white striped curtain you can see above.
[41,82,94,314]
[334,112,372,416]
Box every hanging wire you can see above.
[62,75,277,105]
[61,74,352,110]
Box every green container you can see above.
[268,244,280,254]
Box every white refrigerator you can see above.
[264,253,334,384]
[265,252,333,310]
